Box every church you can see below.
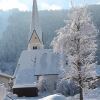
[12,0,61,97]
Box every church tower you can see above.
[28,0,43,50]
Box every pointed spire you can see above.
[29,0,42,42]
[28,0,43,50]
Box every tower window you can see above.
[33,46,37,49]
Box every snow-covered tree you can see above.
[52,7,98,100]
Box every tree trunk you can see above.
[76,38,83,100]
[77,60,84,100]
[78,67,83,100]
[79,81,83,100]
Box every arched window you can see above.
[33,46,37,49]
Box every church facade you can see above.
[13,0,61,97]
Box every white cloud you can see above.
[0,0,63,11]
[96,2,100,5]
[39,2,62,10]
[0,0,29,11]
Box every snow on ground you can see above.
[6,88,100,100]
[66,88,100,100]
[15,94,66,100]
[40,94,67,100]
[85,88,100,100]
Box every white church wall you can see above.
[38,75,58,93]
[0,84,6,100]
[28,43,43,50]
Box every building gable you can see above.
[28,30,43,50]
[29,30,41,44]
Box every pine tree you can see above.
[52,7,98,100]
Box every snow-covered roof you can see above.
[13,49,60,88]
[13,84,37,88]
[0,72,12,78]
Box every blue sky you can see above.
[0,0,99,11]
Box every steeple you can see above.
[28,0,43,50]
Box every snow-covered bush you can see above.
[56,79,79,96]
[0,84,6,100]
